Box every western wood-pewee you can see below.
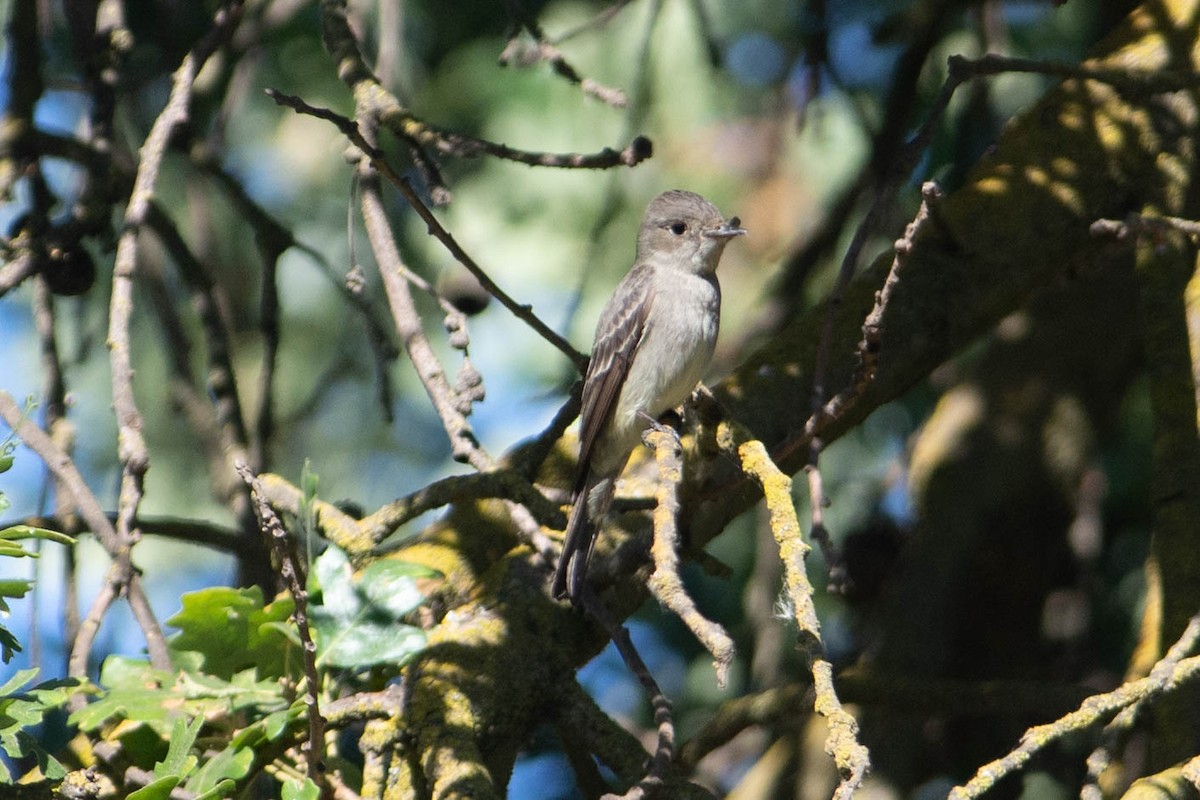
[553,190,746,603]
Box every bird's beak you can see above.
[704,216,747,239]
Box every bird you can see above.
[552,189,746,603]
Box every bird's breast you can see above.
[620,274,719,422]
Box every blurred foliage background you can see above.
[3,0,1190,797]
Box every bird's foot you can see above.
[638,409,682,449]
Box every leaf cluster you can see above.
[1,544,433,798]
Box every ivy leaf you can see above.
[308,546,430,670]
[359,559,438,619]
[311,615,428,669]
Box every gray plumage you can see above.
[553,190,746,603]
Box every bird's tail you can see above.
[552,476,614,603]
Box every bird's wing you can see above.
[574,265,653,493]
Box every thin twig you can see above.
[642,426,735,687]
[32,275,69,670]
[253,225,282,473]
[498,13,628,108]
[143,195,271,588]
[0,393,112,551]
[580,587,675,795]
[237,462,328,789]
[69,579,120,685]
[140,244,244,513]
[549,0,634,44]
[264,89,589,374]
[100,0,245,675]
[951,52,1200,95]
[31,276,66,435]
[395,178,589,373]
[555,679,652,788]
[0,391,171,676]
[1091,213,1200,241]
[774,182,943,476]
[358,167,490,469]
[0,250,38,298]
[0,512,251,557]
[790,183,943,591]
[109,0,244,538]
[144,204,252,459]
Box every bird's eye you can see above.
[669,222,687,235]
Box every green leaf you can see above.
[178,669,286,714]
[360,559,437,619]
[0,668,38,697]
[0,526,74,545]
[261,708,295,741]
[312,617,427,669]
[1,730,67,780]
[127,776,181,800]
[192,778,236,800]
[310,545,357,616]
[0,580,25,660]
[0,673,88,731]
[24,676,87,709]
[0,672,86,775]
[0,672,82,782]
[72,654,289,738]
[0,541,30,558]
[308,545,430,669]
[0,579,32,599]
[155,716,203,779]
[69,658,180,732]
[282,777,321,800]
[184,743,255,794]
[166,587,297,680]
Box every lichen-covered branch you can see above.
[642,426,735,686]
[716,419,869,798]
[949,652,1200,799]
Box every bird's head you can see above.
[636,189,746,275]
